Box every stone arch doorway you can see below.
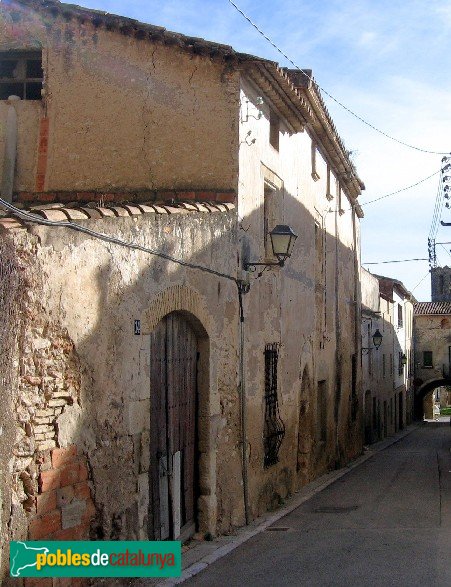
[414,377,451,420]
[148,310,209,541]
[296,366,313,487]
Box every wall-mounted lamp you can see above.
[361,329,383,354]
[244,225,298,272]
[401,353,407,366]
[242,97,264,123]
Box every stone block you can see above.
[140,429,150,473]
[128,400,150,434]
[61,499,86,530]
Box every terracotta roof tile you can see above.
[414,302,451,315]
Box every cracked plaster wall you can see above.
[0,210,239,578]
[0,5,240,194]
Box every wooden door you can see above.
[149,313,198,541]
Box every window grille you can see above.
[263,343,285,467]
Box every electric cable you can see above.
[0,197,240,285]
[363,258,428,265]
[227,0,450,156]
[358,169,440,209]
[411,271,430,293]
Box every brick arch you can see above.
[141,284,213,338]
[141,285,217,536]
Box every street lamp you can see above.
[244,225,298,271]
[362,329,383,354]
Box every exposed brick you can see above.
[78,462,89,482]
[39,468,61,492]
[216,192,236,203]
[52,521,90,541]
[35,192,56,203]
[75,191,96,202]
[29,509,61,540]
[81,498,96,523]
[181,191,196,200]
[52,445,77,469]
[60,461,80,487]
[196,191,214,201]
[36,489,57,515]
[73,480,91,501]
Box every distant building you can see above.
[361,271,415,443]
[430,266,451,302]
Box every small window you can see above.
[423,351,433,368]
[0,51,43,100]
[269,110,279,151]
[311,143,320,181]
[398,351,404,376]
[398,304,403,328]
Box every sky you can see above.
[49,0,451,300]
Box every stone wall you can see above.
[0,206,239,579]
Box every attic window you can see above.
[0,51,43,100]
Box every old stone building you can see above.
[361,271,414,443]
[430,266,451,302]
[413,302,451,418]
[0,0,365,577]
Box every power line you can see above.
[0,197,239,284]
[227,0,450,156]
[411,271,430,293]
[363,258,428,265]
[359,169,440,208]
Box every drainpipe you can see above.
[334,201,341,462]
[237,285,250,525]
[351,205,362,431]
[1,96,20,203]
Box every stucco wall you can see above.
[236,78,363,516]
[0,209,240,576]
[0,5,240,196]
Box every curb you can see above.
[157,422,421,586]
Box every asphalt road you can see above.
[185,422,451,587]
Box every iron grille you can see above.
[263,343,285,467]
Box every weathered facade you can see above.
[361,271,414,443]
[0,0,365,577]
[413,302,451,418]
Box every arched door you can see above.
[149,312,198,541]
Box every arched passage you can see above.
[414,378,451,420]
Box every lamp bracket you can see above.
[244,260,284,272]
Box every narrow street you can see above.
[185,423,451,587]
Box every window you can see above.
[398,304,403,328]
[311,143,320,181]
[382,354,386,378]
[264,182,277,257]
[422,351,433,368]
[0,51,43,100]
[269,110,279,150]
[263,344,285,467]
[326,166,334,201]
[398,351,404,376]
